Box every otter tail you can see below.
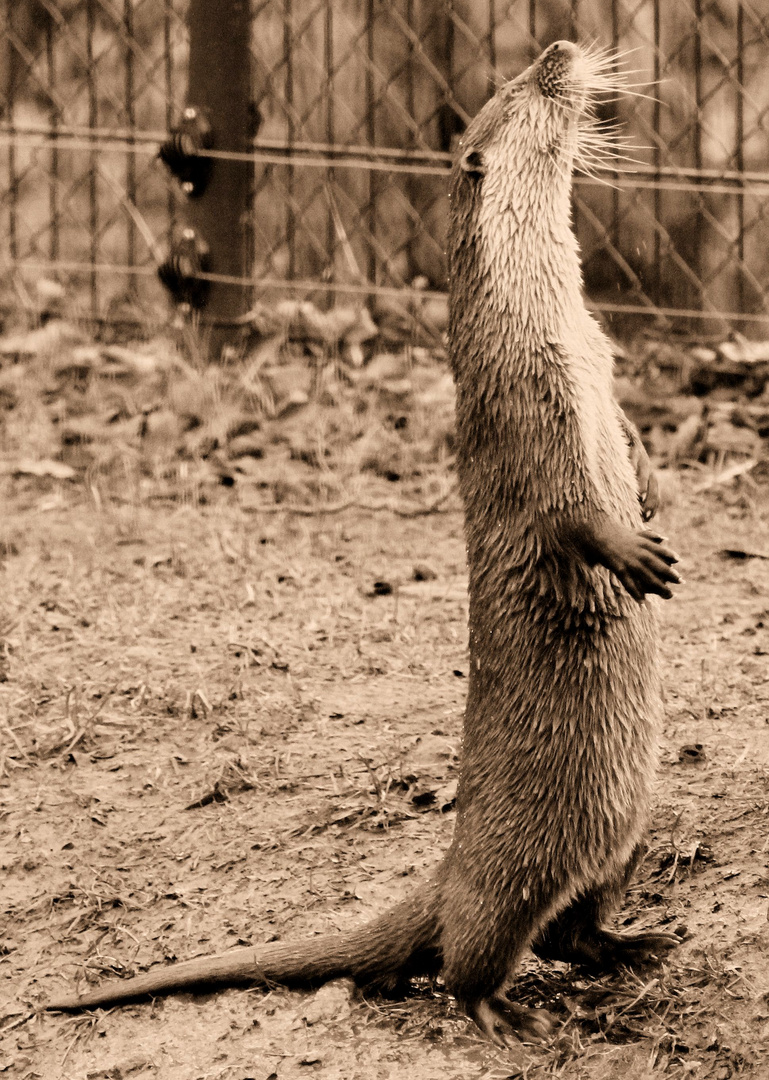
[46,882,442,1012]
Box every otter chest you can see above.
[560,334,639,526]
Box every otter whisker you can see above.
[575,43,661,106]
[577,158,651,175]
[577,137,639,154]
[577,130,643,153]
[602,87,663,104]
[574,171,623,190]
[577,146,650,164]
[577,130,645,148]
[579,41,645,81]
[574,132,653,175]
[577,146,642,159]
[579,40,633,63]
[575,138,652,166]
[575,158,651,181]
[577,117,628,136]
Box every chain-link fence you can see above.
[2,0,769,334]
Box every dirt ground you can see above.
[2,466,769,1080]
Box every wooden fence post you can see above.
[186,0,253,360]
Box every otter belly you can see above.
[437,597,660,1010]
[457,597,659,889]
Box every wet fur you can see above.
[48,42,666,1025]
[442,41,661,1008]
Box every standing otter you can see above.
[440,38,680,1041]
[47,41,680,1043]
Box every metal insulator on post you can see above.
[157,228,211,311]
[158,108,214,198]
[162,0,255,361]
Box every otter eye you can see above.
[460,148,484,177]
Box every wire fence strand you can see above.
[2,0,769,332]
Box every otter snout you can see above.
[535,40,587,102]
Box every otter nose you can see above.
[536,40,581,98]
[546,40,580,59]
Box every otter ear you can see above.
[460,146,484,177]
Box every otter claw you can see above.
[589,929,679,969]
[467,996,555,1046]
[615,930,680,963]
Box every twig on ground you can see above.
[242,485,458,518]
[0,1011,34,1034]
[1,723,29,759]
[602,978,658,1033]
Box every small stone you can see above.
[228,433,264,459]
[36,277,66,304]
[689,345,718,364]
[704,420,761,458]
[718,338,769,364]
[0,320,83,357]
[143,409,186,442]
[13,458,76,480]
[668,412,705,462]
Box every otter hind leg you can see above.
[441,883,562,1045]
[532,903,678,970]
[532,845,678,971]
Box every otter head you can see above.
[454,41,621,224]
[448,41,628,336]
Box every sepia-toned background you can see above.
[2,0,769,334]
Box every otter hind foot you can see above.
[535,926,679,971]
[586,928,679,970]
[466,994,555,1048]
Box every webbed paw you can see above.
[590,928,679,968]
[573,517,681,603]
[534,925,679,970]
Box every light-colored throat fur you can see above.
[476,117,587,342]
[473,130,640,526]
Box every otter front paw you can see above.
[624,418,659,521]
[633,452,659,522]
[601,527,680,602]
[466,994,555,1047]
[572,518,680,603]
